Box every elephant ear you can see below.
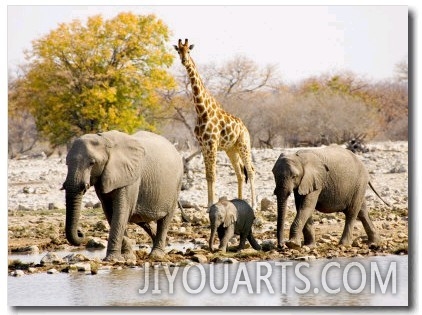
[297,152,328,195]
[223,201,238,228]
[100,131,145,194]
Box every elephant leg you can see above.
[357,200,380,244]
[303,216,315,247]
[150,212,174,260]
[237,233,247,251]
[287,194,318,249]
[339,209,359,246]
[217,225,225,243]
[121,231,136,261]
[218,225,234,253]
[104,189,131,262]
[247,231,262,251]
[136,222,157,243]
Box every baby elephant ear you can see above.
[223,202,238,228]
[100,131,145,194]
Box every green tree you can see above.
[13,12,175,146]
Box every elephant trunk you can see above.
[65,192,85,246]
[276,195,288,248]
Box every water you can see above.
[8,250,408,306]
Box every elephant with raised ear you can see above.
[208,197,261,253]
[272,145,389,250]
[62,130,184,262]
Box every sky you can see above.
[7,5,408,84]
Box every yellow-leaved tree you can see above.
[12,12,175,146]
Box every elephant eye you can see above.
[89,158,96,166]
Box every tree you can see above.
[395,57,408,82]
[13,12,175,147]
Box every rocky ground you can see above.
[8,141,408,275]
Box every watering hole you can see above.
[8,248,408,307]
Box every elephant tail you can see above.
[248,232,262,251]
[178,200,190,223]
[369,181,391,207]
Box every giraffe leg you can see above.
[237,132,256,209]
[202,145,218,208]
[226,149,245,200]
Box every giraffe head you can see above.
[173,38,195,66]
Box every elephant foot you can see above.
[103,253,125,263]
[277,243,288,251]
[367,234,381,245]
[149,248,167,261]
[285,239,302,249]
[122,251,137,262]
[303,242,315,249]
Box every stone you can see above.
[261,240,276,251]
[191,254,208,264]
[11,270,25,277]
[261,197,275,212]
[63,253,90,263]
[47,268,59,274]
[295,255,316,261]
[48,202,65,210]
[41,252,64,265]
[24,245,40,254]
[74,262,91,272]
[86,237,107,249]
[94,220,109,232]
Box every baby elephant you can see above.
[208,198,261,253]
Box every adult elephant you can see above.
[62,130,183,261]
[272,145,389,250]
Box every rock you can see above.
[387,214,397,221]
[63,253,90,263]
[191,254,208,264]
[261,240,276,251]
[295,255,316,261]
[23,245,40,254]
[47,268,59,274]
[94,220,109,232]
[86,237,107,249]
[223,258,238,264]
[260,197,275,212]
[84,201,95,208]
[48,202,65,210]
[389,164,407,173]
[11,270,25,277]
[397,232,407,239]
[73,262,91,272]
[321,234,334,240]
[40,252,64,265]
[27,267,37,273]
[18,204,31,211]
[23,187,35,194]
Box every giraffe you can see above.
[174,38,256,209]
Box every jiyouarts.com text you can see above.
[138,261,397,295]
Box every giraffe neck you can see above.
[184,57,220,116]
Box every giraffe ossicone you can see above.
[174,38,256,209]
